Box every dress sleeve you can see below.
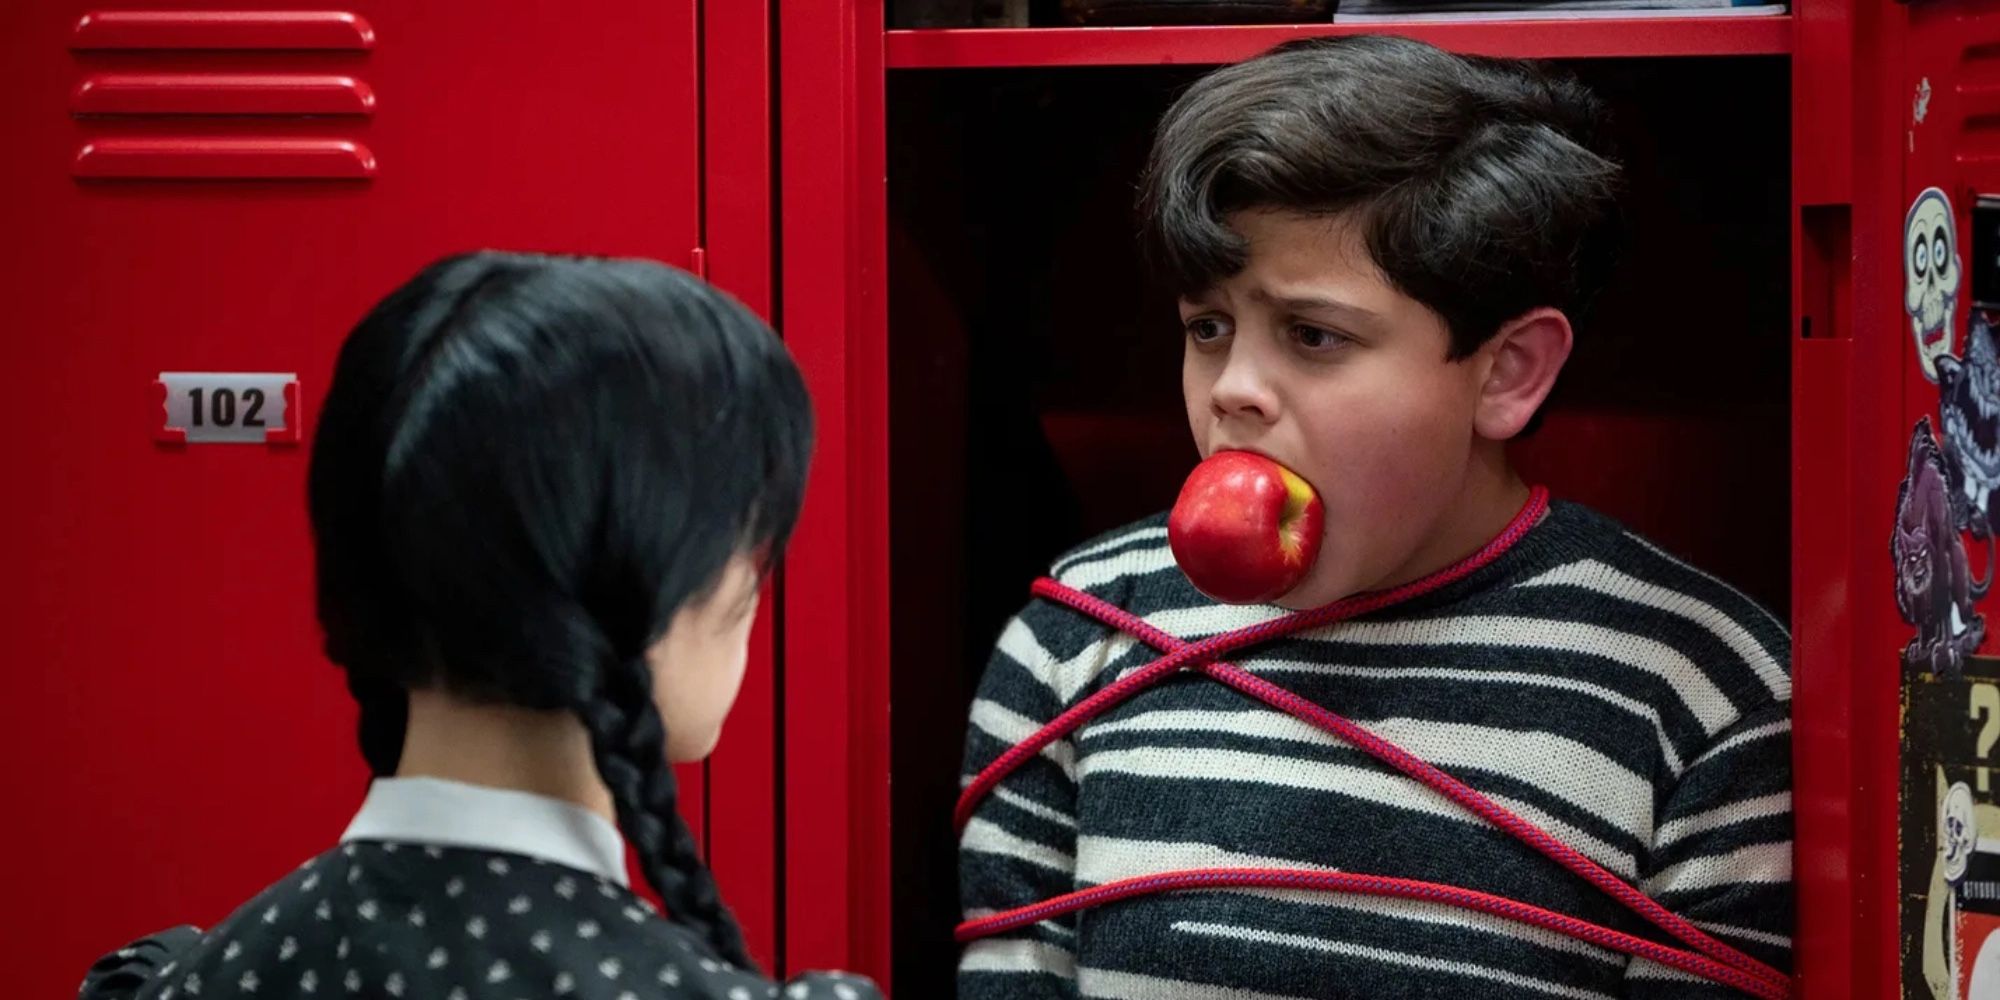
[77,926,204,1000]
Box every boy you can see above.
[957,35,1792,1000]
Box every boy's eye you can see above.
[1291,324,1349,351]
[1186,317,1231,343]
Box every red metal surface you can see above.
[73,138,379,180]
[1,4,702,997]
[71,9,376,50]
[1851,0,1911,992]
[1792,194,1856,997]
[1790,0,1857,988]
[73,73,376,116]
[1793,334,1854,997]
[1875,4,2000,994]
[780,0,893,986]
[702,0,780,972]
[884,18,1793,68]
[779,0,853,976]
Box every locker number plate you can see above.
[157,372,300,445]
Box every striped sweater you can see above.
[957,500,1792,1000]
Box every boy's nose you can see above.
[1209,350,1280,426]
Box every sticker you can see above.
[1947,781,1979,884]
[1904,685,2000,1000]
[1911,189,1965,382]
[1897,417,1987,678]
[1918,78,1934,125]
[1937,314,2000,542]
[156,372,300,445]
[1902,676,2000,999]
[1963,914,2000,999]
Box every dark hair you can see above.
[1139,34,1622,359]
[307,251,812,970]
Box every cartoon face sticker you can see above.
[1944,779,1978,883]
[1895,418,1987,676]
[1908,187,1963,382]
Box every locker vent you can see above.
[68,10,377,180]
[1960,31,2000,166]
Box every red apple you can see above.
[1168,450,1325,604]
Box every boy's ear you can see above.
[1474,307,1574,441]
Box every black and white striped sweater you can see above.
[957,500,1792,1000]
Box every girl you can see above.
[81,253,882,1000]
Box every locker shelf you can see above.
[885,17,1793,67]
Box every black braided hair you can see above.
[580,654,752,968]
[307,252,811,969]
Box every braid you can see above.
[307,254,810,976]
[344,670,407,777]
[578,655,754,971]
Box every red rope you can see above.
[954,487,1551,831]
[954,868,1788,1000]
[954,487,1793,998]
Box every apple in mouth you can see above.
[1168,450,1326,605]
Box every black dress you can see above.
[78,779,883,1000]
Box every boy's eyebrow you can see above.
[1255,290,1385,323]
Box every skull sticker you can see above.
[1944,780,1978,884]
[1908,187,1963,382]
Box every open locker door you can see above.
[1885,1,2000,995]
[0,4,743,995]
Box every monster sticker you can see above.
[1910,188,1964,382]
[1897,417,1988,678]
[1938,313,2000,541]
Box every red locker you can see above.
[0,4,789,995]
[1874,1,2000,996]
[2,0,1966,995]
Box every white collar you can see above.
[340,776,629,887]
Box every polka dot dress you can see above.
[79,842,881,1000]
